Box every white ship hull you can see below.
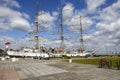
[66,52,92,57]
[7,51,49,58]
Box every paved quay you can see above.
[0,59,120,80]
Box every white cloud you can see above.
[10,17,30,31]
[60,3,93,33]
[82,0,120,53]
[96,0,120,36]
[86,0,106,13]
[37,11,57,29]
[52,11,58,17]
[67,16,93,32]
[62,3,74,18]
[0,1,30,32]
[0,0,20,8]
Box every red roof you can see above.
[55,48,64,51]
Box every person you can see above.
[100,58,106,68]
[102,58,106,67]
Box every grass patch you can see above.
[64,57,120,67]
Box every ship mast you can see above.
[29,0,47,49]
[79,16,85,51]
[60,9,64,49]
[34,1,39,49]
[53,8,70,53]
[71,15,86,52]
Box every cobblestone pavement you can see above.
[0,59,120,80]
[0,69,19,80]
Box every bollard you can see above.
[1,57,5,61]
[69,58,72,63]
[12,57,16,62]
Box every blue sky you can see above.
[0,0,120,54]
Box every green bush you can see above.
[62,55,71,59]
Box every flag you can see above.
[5,42,11,45]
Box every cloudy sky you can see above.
[0,0,120,54]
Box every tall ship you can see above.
[6,1,98,58]
[52,7,98,57]
[6,1,49,58]
[66,15,98,57]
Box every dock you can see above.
[0,59,120,80]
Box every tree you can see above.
[0,49,5,54]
